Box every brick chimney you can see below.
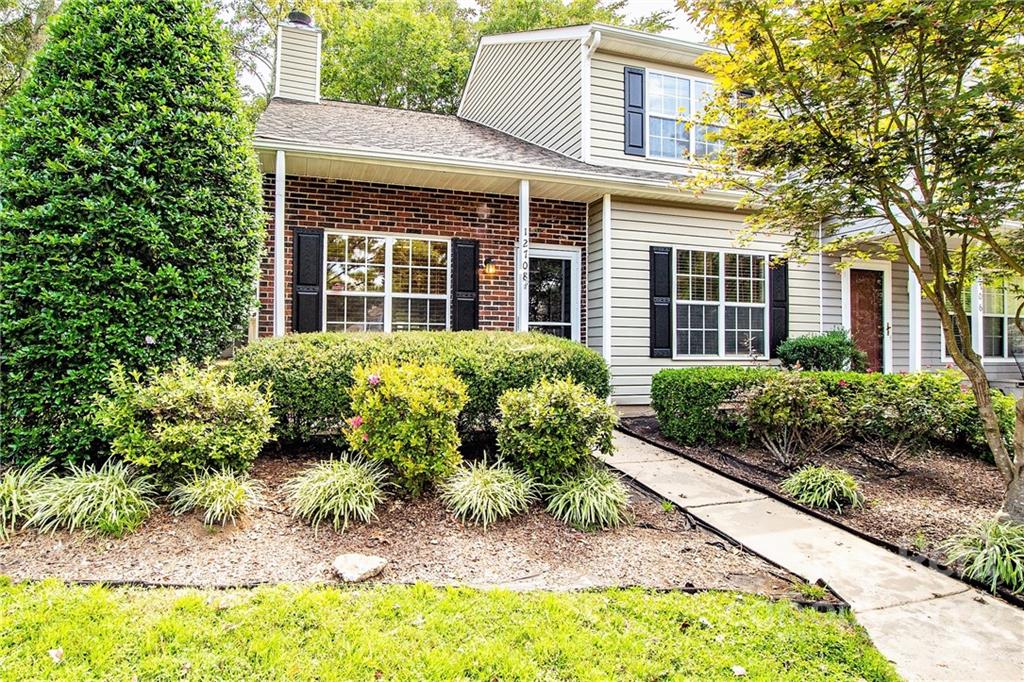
[273,11,321,102]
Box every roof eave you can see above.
[252,137,747,207]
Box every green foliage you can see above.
[345,363,467,495]
[321,0,473,114]
[169,470,263,527]
[232,331,609,444]
[0,461,49,541]
[496,377,617,484]
[545,465,630,531]
[943,518,1024,594]
[283,458,388,532]
[781,466,864,513]
[651,367,775,446]
[776,330,867,372]
[477,0,672,36]
[93,360,275,487]
[0,0,265,465]
[739,372,845,468]
[0,581,900,681]
[27,460,157,536]
[653,367,1012,463]
[845,376,942,469]
[440,459,536,529]
[791,581,829,601]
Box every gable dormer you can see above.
[460,24,722,172]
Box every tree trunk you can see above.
[956,354,1013,479]
[1006,399,1024,524]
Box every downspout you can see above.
[818,220,824,333]
[908,241,922,371]
[580,30,601,164]
[602,194,613,392]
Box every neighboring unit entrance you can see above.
[849,268,885,372]
[528,247,581,341]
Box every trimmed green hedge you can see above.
[651,367,1014,459]
[233,331,609,443]
[651,367,775,445]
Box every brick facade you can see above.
[258,175,588,340]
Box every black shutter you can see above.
[451,238,479,331]
[293,228,324,333]
[624,67,646,156]
[768,258,789,357]
[650,246,672,358]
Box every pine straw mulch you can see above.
[1,452,819,601]
[620,416,1005,564]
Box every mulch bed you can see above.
[0,453,818,601]
[621,416,1005,565]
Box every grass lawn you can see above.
[0,578,897,681]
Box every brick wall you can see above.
[258,175,588,340]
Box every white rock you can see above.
[332,553,387,583]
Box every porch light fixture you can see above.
[483,257,496,275]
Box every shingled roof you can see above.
[254,98,681,186]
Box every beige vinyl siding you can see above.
[586,200,604,354]
[590,51,711,173]
[460,40,583,158]
[276,25,319,102]
[605,199,825,405]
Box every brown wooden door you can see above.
[850,269,884,371]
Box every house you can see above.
[252,13,1023,404]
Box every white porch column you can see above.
[971,280,984,356]
[601,194,612,365]
[908,241,922,371]
[515,180,530,332]
[273,150,286,337]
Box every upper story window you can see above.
[647,72,722,162]
[325,233,449,333]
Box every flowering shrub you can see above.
[345,363,467,495]
[93,360,275,487]
[738,372,845,468]
[496,378,618,484]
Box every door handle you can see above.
[886,322,892,336]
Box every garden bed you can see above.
[1,453,816,600]
[621,416,1004,564]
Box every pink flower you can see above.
[349,415,363,428]
[368,373,381,387]
[362,433,369,442]
[838,380,848,388]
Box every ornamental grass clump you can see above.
[440,459,536,529]
[781,466,864,513]
[0,463,50,542]
[345,363,467,495]
[169,471,263,527]
[284,458,388,532]
[943,518,1024,594]
[28,460,157,536]
[546,465,630,531]
[496,377,618,484]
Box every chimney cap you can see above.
[285,10,314,27]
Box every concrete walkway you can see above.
[601,431,1024,682]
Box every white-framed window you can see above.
[324,232,449,333]
[647,71,722,161]
[941,280,1023,360]
[674,248,767,357]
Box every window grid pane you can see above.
[725,305,765,355]
[676,250,719,302]
[983,316,1006,357]
[325,234,449,334]
[724,253,764,304]
[676,304,718,355]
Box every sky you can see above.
[624,0,705,42]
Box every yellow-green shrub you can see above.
[345,363,468,495]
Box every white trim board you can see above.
[841,260,893,373]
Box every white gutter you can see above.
[252,138,748,207]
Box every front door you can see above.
[849,268,885,371]
[528,249,579,340]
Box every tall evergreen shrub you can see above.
[0,0,265,464]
